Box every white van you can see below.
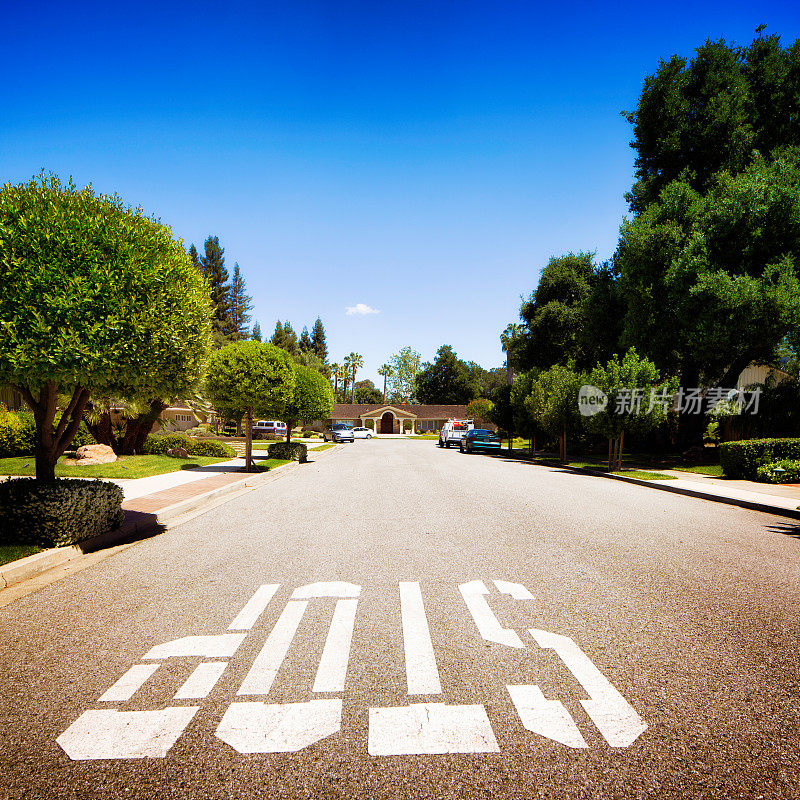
[253,420,286,436]
[438,419,474,448]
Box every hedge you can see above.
[141,433,235,458]
[719,438,800,479]
[0,409,93,457]
[0,478,124,547]
[755,459,800,484]
[267,441,308,463]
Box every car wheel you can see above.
[459,443,464,453]
[446,442,451,448]
[366,434,372,439]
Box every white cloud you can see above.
[346,303,380,316]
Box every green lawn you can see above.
[672,464,724,476]
[253,458,291,472]
[251,439,320,449]
[0,544,42,567]
[0,454,227,479]
[309,444,335,452]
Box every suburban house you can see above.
[320,404,496,434]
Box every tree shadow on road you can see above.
[763,522,800,539]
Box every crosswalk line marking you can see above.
[216,699,342,753]
[493,580,534,600]
[56,707,199,760]
[142,634,246,660]
[459,580,525,649]
[506,684,588,748]
[313,598,358,693]
[529,629,648,747]
[368,703,499,755]
[399,582,442,695]
[228,584,280,630]
[98,664,160,702]
[173,662,228,700]
[237,600,309,695]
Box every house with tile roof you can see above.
[320,403,496,434]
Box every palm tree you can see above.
[330,362,341,399]
[500,323,521,385]
[378,363,393,402]
[348,352,364,403]
[341,356,352,402]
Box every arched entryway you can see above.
[380,412,394,434]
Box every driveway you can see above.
[2,439,799,798]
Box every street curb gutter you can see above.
[0,447,343,592]
[551,462,800,521]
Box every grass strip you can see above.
[0,455,227,479]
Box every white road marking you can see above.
[399,581,442,695]
[142,634,246,660]
[228,584,280,630]
[56,707,199,760]
[237,600,309,695]
[493,580,534,600]
[174,662,228,700]
[506,684,588,748]
[98,664,160,702]
[529,629,648,747]
[368,703,500,755]
[313,598,358,693]
[292,581,361,598]
[216,699,342,753]
[459,580,524,649]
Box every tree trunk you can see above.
[617,429,625,471]
[245,407,253,472]
[286,420,294,444]
[352,368,356,403]
[129,400,168,455]
[383,375,387,402]
[608,437,613,471]
[20,381,90,482]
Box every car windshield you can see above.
[332,424,351,430]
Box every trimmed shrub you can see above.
[142,433,235,458]
[755,459,800,484]
[719,438,800,479]
[267,441,308,463]
[0,409,92,457]
[0,409,23,457]
[0,478,124,547]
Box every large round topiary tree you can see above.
[283,364,334,443]
[205,340,296,471]
[0,173,212,481]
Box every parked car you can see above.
[459,429,501,454]
[253,420,286,436]
[438,419,474,448]
[352,426,374,439]
[323,423,355,443]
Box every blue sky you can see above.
[3,1,799,385]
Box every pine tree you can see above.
[271,320,285,348]
[251,321,262,341]
[299,326,312,353]
[282,321,299,356]
[229,262,253,341]
[200,236,233,337]
[188,244,201,273]
[311,317,328,362]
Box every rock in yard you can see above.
[74,444,117,465]
[166,447,190,458]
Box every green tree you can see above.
[282,322,299,357]
[0,173,212,480]
[625,31,800,214]
[415,345,475,405]
[341,355,352,402]
[487,385,515,451]
[347,352,364,402]
[205,341,295,471]
[229,263,252,341]
[298,326,312,353]
[583,348,676,470]
[509,370,543,453]
[378,363,393,402]
[500,324,522,385]
[354,380,382,404]
[200,236,233,338]
[282,364,334,443]
[330,361,342,399]
[270,320,285,349]
[466,398,494,427]
[525,365,585,462]
[251,321,262,342]
[188,243,201,273]
[311,317,328,362]
[388,347,422,402]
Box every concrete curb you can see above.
[0,451,340,591]
[538,460,800,521]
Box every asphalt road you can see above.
[2,439,800,799]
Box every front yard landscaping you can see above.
[0,454,228,479]
[0,544,41,567]
[253,458,291,472]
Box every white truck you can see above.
[438,419,474,448]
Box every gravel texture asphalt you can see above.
[2,438,800,799]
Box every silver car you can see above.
[323,423,355,443]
